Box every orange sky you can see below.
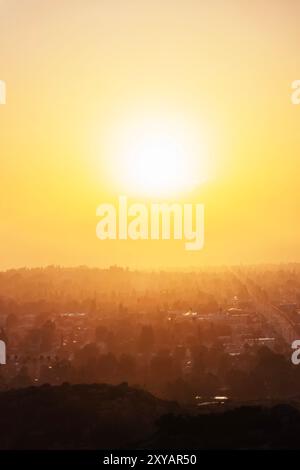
[0,0,300,269]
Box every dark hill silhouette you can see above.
[145,404,300,449]
[0,383,300,449]
[0,382,180,449]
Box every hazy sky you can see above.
[0,0,300,268]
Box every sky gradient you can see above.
[0,0,300,268]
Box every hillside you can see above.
[1,383,300,449]
[0,382,180,449]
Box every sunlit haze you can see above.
[0,0,300,268]
[104,113,210,196]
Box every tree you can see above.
[138,326,154,355]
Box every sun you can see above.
[105,113,211,197]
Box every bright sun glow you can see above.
[105,113,211,197]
